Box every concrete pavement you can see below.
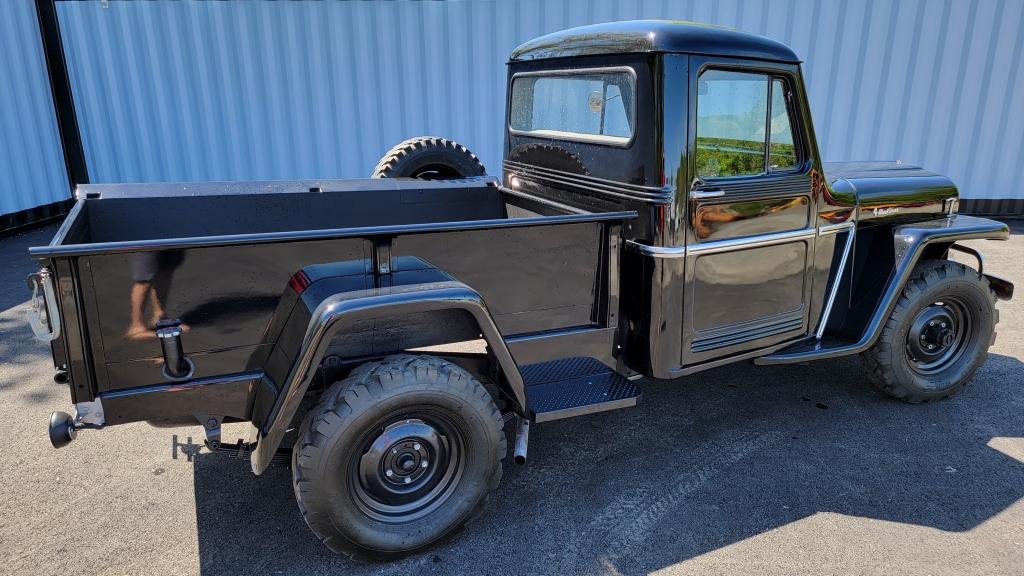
[1,222,1022,575]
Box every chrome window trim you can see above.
[508,66,638,148]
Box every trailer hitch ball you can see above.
[157,320,192,380]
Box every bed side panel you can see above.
[391,221,606,335]
[88,238,364,391]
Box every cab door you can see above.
[681,57,815,365]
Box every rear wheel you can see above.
[372,137,486,179]
[292,355,505,558]
[862,259,997,403]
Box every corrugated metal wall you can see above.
[56,0,1024,203]
[0,0,70,221]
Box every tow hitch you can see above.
[48,399,105,448]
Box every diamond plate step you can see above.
[523,357,640,423]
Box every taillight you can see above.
[288,270,311,294]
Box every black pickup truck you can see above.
[29,21,1013,557]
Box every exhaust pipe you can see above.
[513,417,530,465]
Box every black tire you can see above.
[292,354,505,558]
[862,259,997,403]
[372,137,486,179]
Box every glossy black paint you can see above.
[757,215,1011,364]
[31,20,1014,454]
[500,22,1005,381]
[510,20,800,63]
[251,280,529,475]
[34,178,631,433]
[825,162,956,223]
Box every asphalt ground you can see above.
[1,221,1022,576]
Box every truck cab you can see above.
[502,20,1002,379]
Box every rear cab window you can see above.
[510,69,636,146]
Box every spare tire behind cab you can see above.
[372,136,486,179]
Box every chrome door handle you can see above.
[690,188,725,200]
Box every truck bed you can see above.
[43,177,591,250]
[31,177,634,402]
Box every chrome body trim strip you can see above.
[626,228,817,258]
[503,160,674,204]
[815,226,856,339]
[687,228,816,255]
[624,240,686,258]
[626,220,856,260]
[818,221,855,235]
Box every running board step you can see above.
[522,357,640,423]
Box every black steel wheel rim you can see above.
[351,409,467,523]
[905,297,973,375]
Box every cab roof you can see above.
[510,20,800,64]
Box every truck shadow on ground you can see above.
[191,353,1024,576]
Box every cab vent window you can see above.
[510,70,635,145]
[769,79,797,171]
[696,70,800,178]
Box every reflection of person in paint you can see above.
[126,250,184,339]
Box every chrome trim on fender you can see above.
[818,221,855,235]
[815,226,856,339]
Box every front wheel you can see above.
[862,259,997,403]
[292,355,505,558]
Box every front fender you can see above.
[251,280,524,475]
[758,215,1009,365]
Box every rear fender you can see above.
[251,277,524,475]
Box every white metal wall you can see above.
[0,0,70,220]
[56,0,1024,203]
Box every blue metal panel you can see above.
[57,0,1024,202]
[0,0,70,218]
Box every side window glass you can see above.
[769,79,797,172]
[695,70,768,178]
